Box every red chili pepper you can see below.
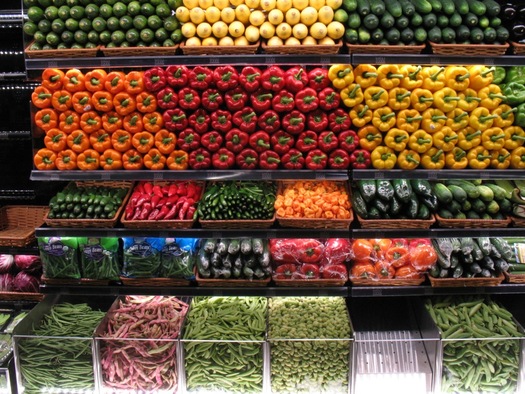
[156,87,178,110]
[210,109,233,133]
[225,128,249,153]
[338,130,359,152]
[271,130,295,155]
[163,108,188,132]
[259,150,281,169]
[307,109,329,132]
[295,87,319,113]
[318,131,339,153]
[248,130,271,153]
[188,109,210,134]
[305,149,327,169]
[308,67,330,91]
[281,148,304,169]
[318,87,341,111]
[271,89,295,113]
[143,67,166,92]
[261,65,286,92]
[329,108,352,132]
[328,149,350,169]
[189,148,211,169]
[257,109,280,133]
[201,131,224,152]
[239,66,262,93]
[321,264,347,279]
[212,148,235,169]
[201,88,224,111]
[213,65,239,91]
[178,87,201,110]
[350,149,372,169]
[189,65,213,90]
[285,66,309,93]
[235,148,259,169]
[177,128,201,151]
[232,107,258,133]
[274,264,297,279]
[224,87,248,112]
[295,130,318,153]
[165,65,189,88]
[282,110,306,135]
[250,89,273,113]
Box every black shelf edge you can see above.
[30,170,349,181]
[352,169,525,180]
[0,130,31,139]
[352,227,525,238]
[350,283,525,297]
[0,72,26,80]
[350,53,525,66]
[0,246,39,255]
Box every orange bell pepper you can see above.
[31,86,53,109]
[104,71,126,94]
[100,149,123,170]
[132,131,155,154]
[357,124,382,151]
[154,129,176,155]
[111,129,132,152]
[77,149,100,170]
[33,148,57,170]
[55,149,77,171]
[123,112,143,134]
[144,148,166,170]
[80,111,102,134]
[44,128,67,152]
[92,91,114,112]
[66,130,90,153]
[122,149,144,170]
[136,91,158,113]
[58,110,80,134]
[124,71,144,95]
[72,91,92,113]
[62,68,86,93]
[84,69,107,92]
[34,108,58,132]
[143,111,164,133]
[89,129,112,153]
[51,90,73,111]
[113,92,136,116]
[167,150,189,170]
[101,111,123,133]
[41,68,64,91]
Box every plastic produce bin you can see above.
[350,298,440,394]
[12,294,114,394]
[268,297,353,394]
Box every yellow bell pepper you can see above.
[384,128,409,152]
[477,84,506,110]
[410,88,434,111]
[397,149,421,170]
[341,83,364,108]
[504,125,525,150]
[468,106,498,131]
[433,87,460,113]
[511,146,525,169]
[372,107,396,132]
[357,125,382,151]
[364,86,388,109]
[421,147,445,169]
[421,108,447,134]
[353,64,378,88]
[490,148,511,169]
[371,146,397,169]
[457,88,481,112]
[446,108,469,131]
[468,65,495,91]
[396,109,422,133]
[493,105,516,128]
[388,87,411,110]
[432,126,458,152]
[400,65,423,90]
[377,64,404,90]
[467,145,491,169]
[457,127,482,151]
[350,104,373,128]
[481,127,506,151]
[408,129,433,153]
[445,147,468,169]
[328,64,354,90]
[444,66,471,91]
[421,66,446,91]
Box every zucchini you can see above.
[481,255,495,270]
[453,0,469,14]
[469,262,482,274]
[228,239,240,255]
[372,198,390,215]
[441,0,456,14]
[345,28,359,43]
[357,180,376,202]
[417,202,430,219]
[445,179,480,198]
[400,27,415,43]
[390,196,402,216]
[490,16,501,27]
[477,184,494,202]
[441,26,456,42]
[433,239,452,268]
[380,11,395,28]
[491,238,514,260]
[447,184,468,202]
[385,0,402,17]
[240,238,252,255]
[437,14,449,28]
[216,239,230,256]
[363,13,380,29]
[459,237,475,255]
[252,238,264,255]
[434,238,454,257]
[392,179,412,203]
[433,182,453,204]
[478,16,489,28]
[376,179,395,201]
[448,199,462,215]
[477,237,492,255]
[410,179,433,197]
[368,206,381,219]
[343,0,358,11]
[463,12,478,27]
[197,248,211,271]
[368,0,386,14]
[356,0,371,15]
[358,26,371,43]
[493,257,509,272]
[499,198,512,214]
[471,241,484,261]
[466,210,481,219]
[496,26,510,42]
[470,198,487,213]
[465,0,486,16]
[450,254,460,268]
[438,208,453,218]
[429,264,441,278]
[399,0,415,15]
[452,265,464,278]
[412,0,433,14]
[351,189,369,218]
[450,238,462,252]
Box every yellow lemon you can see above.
[267,35,284,45]
[234,35,249,45]
[213,0,230,9]
[220,7,236,23]
[249,10,266,26]
[199,0,214,9]
[302,35,317,45]
[275,22,292,38]
[259,21,276,38]
[212,20,229,37]
[292,0,309,10]
[181,21,197,37]
[202,36,218,45]
[309,21,326,39]
[260,0,277,11]
[189,7,206,23]
[229,0,244,6]
[235,4,251,23]
[175,6,191,22]
[285,7,301,24]
[245,25,260,42]
[196,21,212,37]
[183,0,199,8]
[326,0,342,9]
[268,9,284,25]
[276,0,293,11]
[318,36,335,44]
[300,6,317,25]
[245,0,261,8]
[326,20,344,38]
[309,0,325,9]
[285,36,301,45]
[317,5,334,24]
[185,36,202,45]
[219,36,235,45]
[205,6,221,22]
[229,20,245,37]
[292,22,308,39]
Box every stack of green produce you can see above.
[183,297,266,393]
[342,0,509,45]
[430,237,513,278]
[352,179,437,219]
[197,238,271,280]
[433,180,512,220]
[426,296,522,393]
[268,297,352,394]
[23,0,182,51]
[495,179,525,219]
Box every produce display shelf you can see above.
[351,53,525,66]
[352,169,525,180]
[350,284,525,297]
[0,72,25,80]
[0,130,30,139]
[0,245,38,256]
[352,227,525,239]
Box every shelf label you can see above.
[265,57,276,64]
[266,230,277,239]
[478,231,490,238]
[207,171,219,179]
[48,173,60,181]
[153,172,164,181]
[154,58,165,66]
[375,56,386,64]
[106,232,117,238]
[484,58,495,66]
[158,232,169,238]
[372,289,383,296]
[315,173,326,180]
[100,172,111,180]
[209,58,219,64]
[319,57,331,64]
[319,231,330,239]
[373,172,385,179]
[212,231,222,238]
[429,57,441,65]
[261,171,272,180]
[479,171,491,179]
[427,171,438,180]
[47,61,58,68]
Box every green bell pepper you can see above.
[515,103,525,127]
[503,82,525,106]
[504,66,525,84]
[493,66,506,85]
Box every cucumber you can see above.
[441,27,456,42]
[385,0,402,17]
[368,206,381,219]
[423,12,437,28]
[462,199,472,211]
[396,15,410,29]
[358,26,371,43]
[477,237,492,255]
[437,14,449,28]
[434,238,454,257]
[240,238,252,255]
[441,0,456,14]
[471,241,484,261]
[486,200,500,215]
[471,198,487,213]
[345,28,359,43]
[449,12,462,27]
[376,179,395,201]
[460,237,475,255]
[399,0,415,15]
[455,212,467,219]
[465,0,486,15]
[412,0,433,14]
[389,195,402,215]
[453,0,469,14]
[490,16,501,27]
[496,26,509,42]
[427,0,442,12]
[351,189,369,218]
[477,184,494,202]
[400,27,414,43]
[370,28,384,43]
[385,27,401,43]
[411,12,423,26]
[343,0,358,11]
[438,208,454,218]
[447,184,468,202]
[356,0,371,15]
[392,179,412,203]
[456,24,470,41]
[478,16,489,28]
[410,179,433,197]
[417,202,430,219]
[380,11,395,28]
[445,180,480,199]
[347,13,361,29]
[470,27,483,43]
[357,180,377,202]
[433,182,453,204]
[448,199,463,214]
[372,198,390,214]
[420,194,438,211]
[463,12,478,27]
[499,198,512,214]
[368,0,386,14]
[492,238,514,260]
[483,183,507,201]
[363,13,379,29]
[406,194,419,218]
[414,27,427,42]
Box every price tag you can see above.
[100,172,111,180]
[427,171,438,180]
[212,231,222,238]
[429,57,441,65]
[265,57,276,64]
[479,171,490,179]
[154,58,165,66]
[484,58,495,66]
[158,232,169,238]
[209,58,219,64]
[374,172,385,179]
[375,56,386,64]
[315,173,326,180]
[319,57,331,64]
[48,173,59,181]
[207,171,219,179]
[478,231,489,238]
[100,60,110,67]
[153,172,164,180]
[47,61,58,68]
[261,171,272,180]
[372,289,383,296]
[266,230,277,239]
[319,231,330,239]
[106,232,117,238]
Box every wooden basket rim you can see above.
[350,276,425,286]
[196,272,271,287]
[24,42,100,58]
[429,273,504,287]
[435,213,512,225]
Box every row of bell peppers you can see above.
[329,63,525,170]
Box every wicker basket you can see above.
[42,276,81,285]
[100,45,179,57]
[44,180,133,228]
[0,292,44,302]
[350,276,426,286]
[180,41,259,55]
[120,276,192,286]
[429,273,504,287]
[273,277,347,287]
[356,214,435,229]
[0,205,48,247]
[25,42,100,58]
[429,41,510,56]
[261,40,342,54]
[79,278,114,286]
[511,216,525,227]
[511,41,525,55]
[346,43,425,54]
[196,272,271,287]
[505,272,525,284]
[199,214,275,229]
[435,213,512,228]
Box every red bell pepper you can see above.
[305,149,327,169]
[143,67,166,92]
[188,109,210,134]
[318,87,341,111]
[165,65,189,88]
[285,66,309,93]
[271,90,295,113]
[308,67,330,91]
[338,130,359,152]
[409,238,432,249]
[156,87,178,110]
[235,148,259,169]
[163,108,188,132]
[349,149,372,169]
[257,109,280,133]
[248,130,271,153]
[295,264,320,279]
[271,130,295,155]
[250,89,273,113]
[225,128,249,153]
[295,131,318,153]
[201,88,223,111]
[189,65,213,90]
[189,148,211,169]
[269,239,299,264]
[224,87,248,112]
[177,128,201,151]
[259,150,280,169]
[321,238,352,265]
[212,148,235,169]
[295,87,319,113]
[201,131,224,152]
[213,65,239,91]
[178,87,201,110]
[233,107,258,133]
[239,65,262,93]
[321,264,347,280]
[318,131,338,153]
[328,149,350,169]
[274,264,297,279]
[307,109,329,132]
[211,110,233,133]
[329,108,352,132]
[298,239,324,263]
[282,148,305,169]
[282,111,306,135]
[261,65,286,92]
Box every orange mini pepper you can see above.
[144,148,166,170]
[44,128,67,152]
[31,86,53,109]
[77,149,100,170]
[111,129,132,152]
[51,90,73,112]
[62,68,86,93]
[122,149,144,170]
[101,111,123,133]
[80,111,102,134]
[124,71,144,95]
[41,68,64,91]
[34,108,58,132]
[72,91,92,113]
[113,92,136,116]
[89,129,112,153]
[92,91,114,112]
[58,110,80,134]
[143,111,164,133]
[104,71,126,94]
[132,131,155,154]
[33,148,57,170]
[136,91,158,113]
[154,129,176,155]
[100,149,123,170]
[55,149,77,171]
[84,69,107,92]
[167,150,189,170]
[123,112,144,134]
[66,130,90,153]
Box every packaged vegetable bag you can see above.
[122,237,165,278]
[160,238,198,279]
[38,237,80,279]
[78,238,120,280]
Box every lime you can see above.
[125,28,140,43]
[38,0,52,7]
[106,42,116,48]
[24,0,39,7]
[66,0,79,6]
[51,18,66,34]
[37,19,52,33]
[163,16,179,31]
[99,4,113,18]
[162,38,175,46]
[29,42,42,50]
[140,27,155,42]
[44,6,59,20]
[53,0,66,5]
[133,14,147,29]
[106,16,120,31]
[71,42,83,48]
[154,27,168,41]
[23,21,38,36]
[61,30,75,43]
[85,42,98,48]
[150,41,161,47]
[119,15,133,29]
[112,2,128,17]
[120,41,130,47]
[57,5,71,20]
[106,0,119,5]
[58,42,69,49]
[168,0,183,10]
[92,0,106,5]
[136,41,146,47]
[170,28,182,42]
[45,31,60,45]
[78,17,92,32]
[155,3,171,18]
[99,30,112,44]
[92,16,107,32]
[27,6,45,22]
[141,3,155,16]
[147,15,162,30]
[69,5,85,20]
[128,1,141,15]
[87,29,99,43]
[334,8,348,23]
[65,17,79,31]
[85,4,99,19]
[42,43,54,49]
[74,29,88,44]
[78,0,92,6]
[111,29,126,44]
[33,30,46,43]
[150,0,164,6]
